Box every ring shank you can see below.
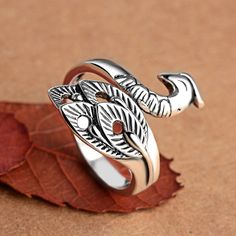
[74,135,132,192]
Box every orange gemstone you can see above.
[112,120,124,135]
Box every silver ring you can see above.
[48,59,204,195]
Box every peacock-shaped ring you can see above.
[48,59,204,195]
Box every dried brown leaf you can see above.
[0,102,182,212]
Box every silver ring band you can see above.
[48,59,204,195]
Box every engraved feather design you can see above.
[57,80,148,160]
[79,80,148,134]
[60,102,125,159]
[97,102,147,158]
[48,85,83,108]
[48,60,204,162]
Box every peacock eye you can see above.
[77,115,90,131]
[95,91,110,103]
[112,120,124,135]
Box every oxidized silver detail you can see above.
[48,84,83,108]
[114,72,205,117]
[79,80,148,134]
[97,102,147,158]
[48,58,204,195]
[60,101,125,159]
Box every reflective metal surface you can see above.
[48,59,204,195]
